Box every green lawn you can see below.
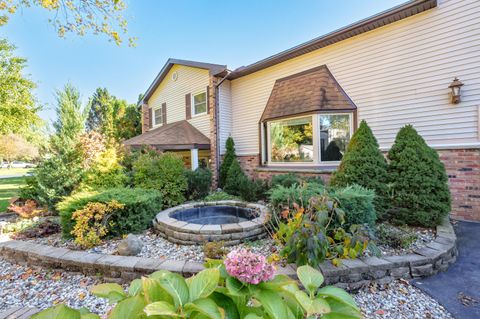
[0,168,33,176]
[0,176,27,213]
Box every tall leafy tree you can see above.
[0,134,38,166]
[114,102,141,140]
[0,0,134,45]
[0,39,42,136]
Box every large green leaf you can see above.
[296,265,324,296]
[80,314,100,319]
[31,304,81,319]
[108,295,147,319]
[184,298,224,319]
[255,290,295,319]
[317,287,359,311]
[258,275,295,291]
[142,277,174,304]
[321,298,362,319]
[90,283,126,304]
[157,272,189,308]
[188,268,220,301]
[129,279,143,296]
[225,277,248,296]
[209,292,240,319]
[144,301,180,317]
[294,290,330,316]
[243,314,263,319]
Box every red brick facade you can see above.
[235,148,480,222]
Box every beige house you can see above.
[124,0,480,222]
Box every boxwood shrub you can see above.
[57,187,163,238]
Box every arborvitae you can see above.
[224,159,246,196]
[387,125,451,227]
[330,120,388,216]
[219,137,236,188]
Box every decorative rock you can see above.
[117,234,143,256]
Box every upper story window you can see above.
[192,91,207,116]
[154,108,163,125]
[266,113,352,164]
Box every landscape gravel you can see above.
[21,230,279,262]
[0,257,453,318]
[0,258,110,314]
[354,280,454,319]
[19,225,435,263]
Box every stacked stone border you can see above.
[0,217,457,290]
[152,201,269,246]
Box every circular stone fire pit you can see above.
[153,201,270,245]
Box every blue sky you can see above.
[1,0,404,124]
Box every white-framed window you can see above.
[154,108,163,125]
[192,91,207,116]
[265,113,353,165]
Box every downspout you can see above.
[214,70,232,186]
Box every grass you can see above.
[0,168,33,176]
[0,176,27,213]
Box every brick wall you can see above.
[209,77,219,189]
[439,149,480,222]
[236,149,480,222]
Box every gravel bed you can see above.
[354,280,453,319]
[377,227,436,256]
[21,230,279,262]
[0,258,110,314]
[0,256,453,318]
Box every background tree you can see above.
[0,39,42,136]
[26,84,89,208]
[86,88,113,133]
[114,102,141,140]
[330,120,389,216]
[387,125,451,227]
[0,0,134,45]
[0,134,39,166]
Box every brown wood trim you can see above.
[185,93,191,120]
[353,109,358,132]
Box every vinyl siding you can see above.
[228,0,480,155]
[148,64,211,138]
[218,80,232,154]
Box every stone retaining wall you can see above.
[0,218,457,290]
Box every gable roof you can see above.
[260,65,356,122]
[140,59,227,105]
[228,0,437,80]
[123,120,210,150]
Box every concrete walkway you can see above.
[413,221,480,319]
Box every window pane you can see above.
[319,114,350,162]
[193,92,207,114]
[154,108,162,124]
[269,117,313,162]
[194,102,207,114]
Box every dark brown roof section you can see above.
[140,59,227,105]
[260,65,356,122]
[123,120,210,150]
[229,0,437,80]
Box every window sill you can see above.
[255,165,337,174]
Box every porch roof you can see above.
[123,120,210,150]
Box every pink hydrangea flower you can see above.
[224,249,275,284]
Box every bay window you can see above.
[266,113,352,165]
